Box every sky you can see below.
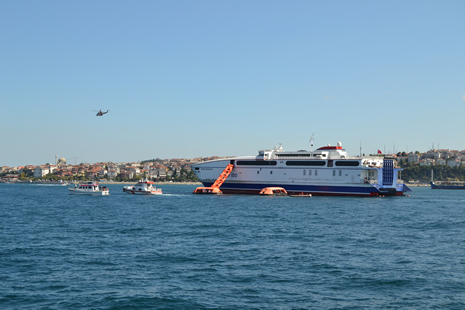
[1,0,464,167]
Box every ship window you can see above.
[327,160,333,167]
[333,170,336,176]
[335,161,360,167]
[339,170,342,176]
[270,171,273,174]
[315,170,318,176]
[237,160,277,166]
[303,170,306,176]
[286,161,325,166]
[309,170,312,176]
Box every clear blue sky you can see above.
[1,0,464,167]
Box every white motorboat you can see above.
[69,181,109,195]
[123,179,162,195]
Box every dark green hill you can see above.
[401,164,465,183]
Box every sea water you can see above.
[1,184,465,309]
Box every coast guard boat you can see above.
[69,181,109,195]
[123,178,162,195]
[192,142,412,197]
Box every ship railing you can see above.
[271,155,326,160]
[435,181,465,185]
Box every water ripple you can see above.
[1,185,465,309]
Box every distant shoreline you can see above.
[3,181,430,187]
[6,181,202,185]
[99,181,202,185]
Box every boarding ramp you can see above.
[193,164,234,194]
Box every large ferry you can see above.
[192,142,411,197]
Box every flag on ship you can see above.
[378,150,382,154]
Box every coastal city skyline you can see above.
[2,144,464,185]
[1,1,464,167]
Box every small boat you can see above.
[259,187,288,196]
[192,187,223,194]
[69,181,109,195]
[123,179,162,195]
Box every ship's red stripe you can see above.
[317,146,342,150]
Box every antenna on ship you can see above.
[309,133,314,154]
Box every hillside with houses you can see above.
[1,147,465,183]
[385,148,465,183]
[401,148,465,167]
[0,156,225,183]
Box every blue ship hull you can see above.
[431,183,465,190]
[201,182,409,196]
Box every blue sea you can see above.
[1,184,465,309]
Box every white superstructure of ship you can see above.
[192,142,411,197]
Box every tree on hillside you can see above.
[401,165,465,182]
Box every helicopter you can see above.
[93,109,110,116]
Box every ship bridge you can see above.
[257,142,349,160]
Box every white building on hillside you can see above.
[446,158,461,167]
[33,166,50,178]
[408,153,420,163]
